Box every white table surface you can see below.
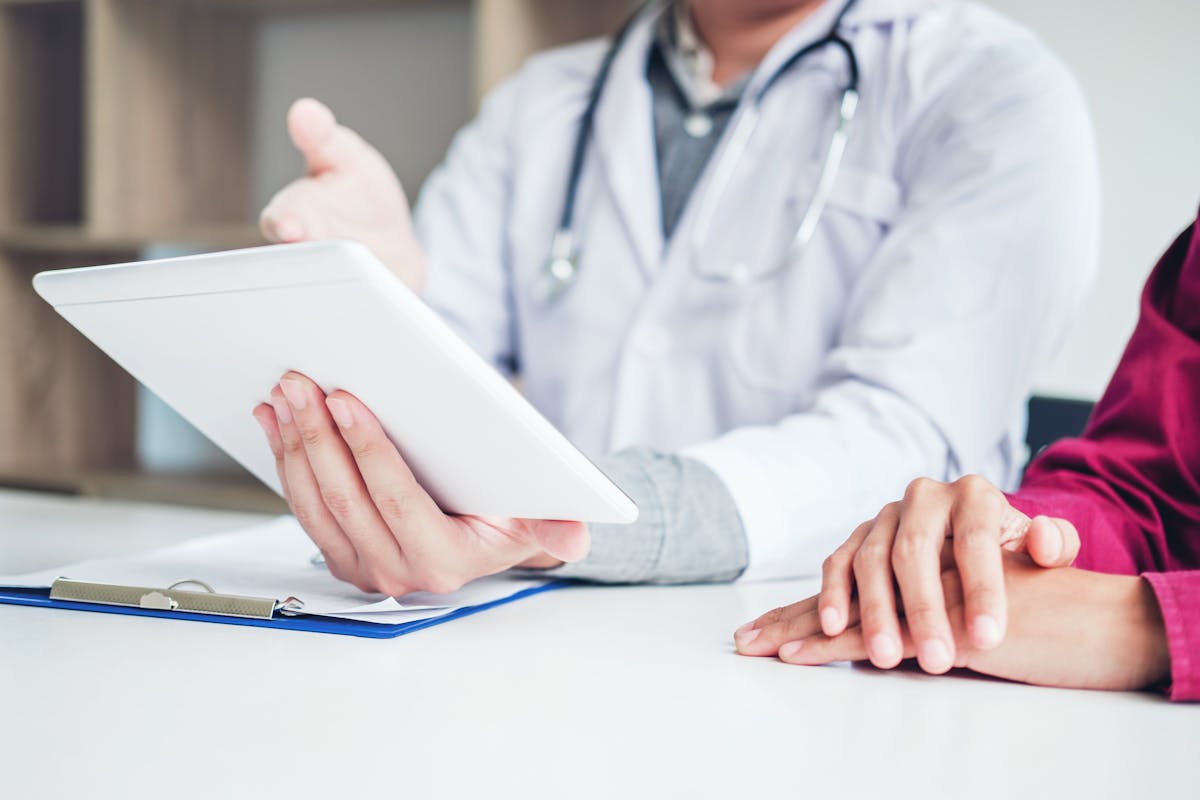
[1,488,1196,799]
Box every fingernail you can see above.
[869,633,901,665]
[270,392,293,425]
[735,627,761,649]
[279,378,307,411]
[779,640,805,661]
[1036,517,1063,561]
[918,639,953,673]
[326,397,353,428]
[253,413,272,436]
[734,621,756,638]
[972,614,1002,648]
[820,606,841,633]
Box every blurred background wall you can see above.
[2,0,1197,506]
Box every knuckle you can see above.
[821,552,845,577]
[348,435,380,460]
[415,568,464,596]
[904,477,939,501]
[367,570,409,599]
[319,486,358,518]
[963,584,999,609]
[890,533,926,565]
[905,603,945,631]
[299,425,325,449]
[325,559,351,583]
[373,490,413,523]
[954,473,992,493]
[857,598,892,625]
[281,433,306,456]
[853,540,889,570]
[291,502,327,532]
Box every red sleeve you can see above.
[1017,219,1200,575]
[1008,213,1200,701]
[1142,572,1200,701]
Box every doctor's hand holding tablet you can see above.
[255,0,1099,594]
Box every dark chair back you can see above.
[1025,395,1095,466]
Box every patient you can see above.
[734,205,1200,701]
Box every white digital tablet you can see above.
[33,240,638,524]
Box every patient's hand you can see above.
[259,98,427,292]
[738,555,1171,693]
[252,371,584,596]
[739,476,1082,675]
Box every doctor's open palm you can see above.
[259,98,428,291]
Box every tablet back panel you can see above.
[33,241,637,524]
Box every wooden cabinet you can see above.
[0,0,627,507]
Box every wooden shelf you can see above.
[0,224,263,255]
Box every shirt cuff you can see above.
[1141,572,1200,702]
[517,446,748,584]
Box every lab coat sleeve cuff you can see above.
[515,446,748,584]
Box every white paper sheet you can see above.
[0,517,548,625]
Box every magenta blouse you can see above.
[1010,211,1200,701]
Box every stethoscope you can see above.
[540,0,861,302]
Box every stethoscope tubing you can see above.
[542,0,861,300]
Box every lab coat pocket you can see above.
[725,164,899,394]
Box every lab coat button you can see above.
[684,112,713,138]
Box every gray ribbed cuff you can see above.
[520,446,749,585]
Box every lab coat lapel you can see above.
[591,15,664,279]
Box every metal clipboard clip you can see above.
[49,578,306,620]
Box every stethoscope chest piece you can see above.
[536,229,580,303]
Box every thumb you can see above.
[1026,515,1080,567]
[286,97,365,175]
[531,520,591,564]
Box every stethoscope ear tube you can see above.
[542,0,862,300]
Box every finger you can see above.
[259,181,334,244]
[819,519,872,636]
[529,520,590,563]
[287,97,368,175]
[852,506,906,669]
[323,389,464,585]
[270,385,360,582]
[891,479,956,673]
[253,403,291,500]
[1026,515,1080,567]
[778,623,918,667]
[735,597,817,652]
[259,202,307,243]
[278,374,412,594]
[742,596,863,657]
[949,479,1009,649]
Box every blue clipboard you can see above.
[0,581,568,639]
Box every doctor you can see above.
[255,0,1098,596]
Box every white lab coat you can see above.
[415,0,1099,580]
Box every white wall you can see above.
[252,0,474,209]
[984,0,1200,399]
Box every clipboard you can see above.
[0,580,567,639]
